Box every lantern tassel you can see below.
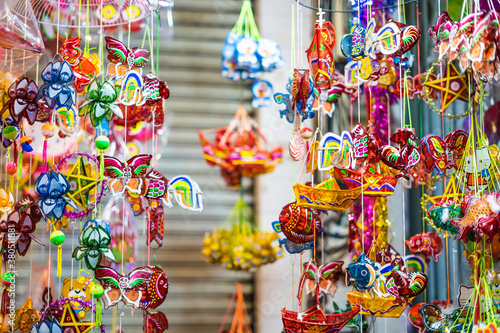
[8,176,13,196]
[42,139,48,173]
[1,288,8,316]
[16,150,23,184]
[96,301,102,326]
[57,245,62,277]
[100,152,104,181]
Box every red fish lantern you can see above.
[278,201,322,244]
[58,37,98,92]
[405,232,443,264]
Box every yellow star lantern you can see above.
[60,303,95,333]
[426,177,464,205]
[424,62,469,111]
[61,156,99,213]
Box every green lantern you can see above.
[73,220,116,270]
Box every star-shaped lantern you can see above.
[424,62,469,111]
[61,156,100,214]
[59,302,96,333]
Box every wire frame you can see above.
[31,0,154,28]
[294,0,418,13]
[0,0,44,78]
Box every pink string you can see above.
[350,101,353,130]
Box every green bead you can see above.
[3,126,17,140]
[50,230,65,245]
[95,135,110,151]
[90,283,104,298]
[2,272,15,284]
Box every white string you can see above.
[71,220,75,279]
[151,7,155,76]
[142,214,147,267]
[452,242,457,302]
[47,223,51,297]
[398,0,402,22]
[120,8,134,333]
[357,0,363,258]
[460,0,467,19]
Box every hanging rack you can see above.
[294,0,418,13]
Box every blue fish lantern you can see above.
[278,239,314,254]
[346,253,377,291]
[272,220,313,254]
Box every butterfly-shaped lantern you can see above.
[95,265,169,310]
[105,36,150,70]
[420,130,468,175]
[317,131,355,171]
[304,261,344,297]
[104,154,152,196]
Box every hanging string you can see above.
[148,10,156,267]
[47,223,52,292]
[151,9,157,76]
[291,4,296,70]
